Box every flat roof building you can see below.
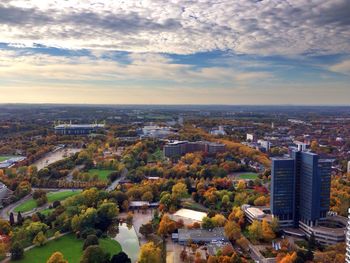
[163,141,226,158]
[54,124,105,135]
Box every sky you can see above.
[0,0,350,105]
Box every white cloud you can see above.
[329,59,350,75]
[0,0,349,55]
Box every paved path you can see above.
[106,168,128,192]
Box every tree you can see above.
[262,219,275,242]
[279,252,297,263]
[171,182,188,199]
[110,252,131,263]
[202,216,215,230]
[26,222,49,238]
[138,242,162,263]
[10,242,24,260]
[17,212,23,226]
[83,235,99,250]
[248,220,263,243]
[33,231,47,246]
[80,245,110,263]
[270,217,280,233]
[54,231,61,240]
[254,196,267,206]
[139,222,153,238]
[224,221,241,241]
[47,252,68,263]
[158,215,176,237]
[0,219,11,235]
[141,191,153,202]
[9,212,15,226]
[212,214,227,227]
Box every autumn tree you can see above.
[172,182,188,200]
[262,219,275,242]
[80,245,110,263]
[248,220,263,243]
[224,221,241,242]
[47,252,68,263]
[33,231,47,246]
[138,242,162,263]
[158,215,176,237]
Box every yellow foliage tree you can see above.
[46,252,68,263]
[138,242,162,263]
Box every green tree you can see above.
[83,235,99,250]
[80,245,110,263]
[10,242,24,260]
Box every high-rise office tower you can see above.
[271,149,332,228]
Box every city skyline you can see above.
[0,0,350,104]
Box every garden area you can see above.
[12,234,122,263]
[14,190,81,213]
[234,172,259,180]
[0,156,13,162]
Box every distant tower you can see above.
[347,161,350,174]
[271,122,275,129]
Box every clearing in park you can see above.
[14,190,81,213]
[12,234,122,263]
[88,169,115,181]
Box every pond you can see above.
[113,223,140,263]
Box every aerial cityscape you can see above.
[0,1,350,263]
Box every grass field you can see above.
[237,173,259,180]
[12,234,122,263]
[88,169,115,181]
[0,156,12,162]
[14,190,81,213]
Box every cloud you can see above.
[0,0,349,55]
[329,59,350,75]
[0,50,272,85]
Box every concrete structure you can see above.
[347,160,350,174]
[242,205,272,223]
[172,227,227,245]
[54,124,105,135]
[169,208,207,225]
[141,125,174,138]
[163,141,225,158]
[270,149,346,245]
[346,208,350,263]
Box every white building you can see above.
[347,161,350,174]
[246,133,255,142]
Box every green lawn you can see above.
[88,169,115,181]
[0,156,12,162]
[238,173,259,180]
[14,190,81,213]
[12,234,122,263]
